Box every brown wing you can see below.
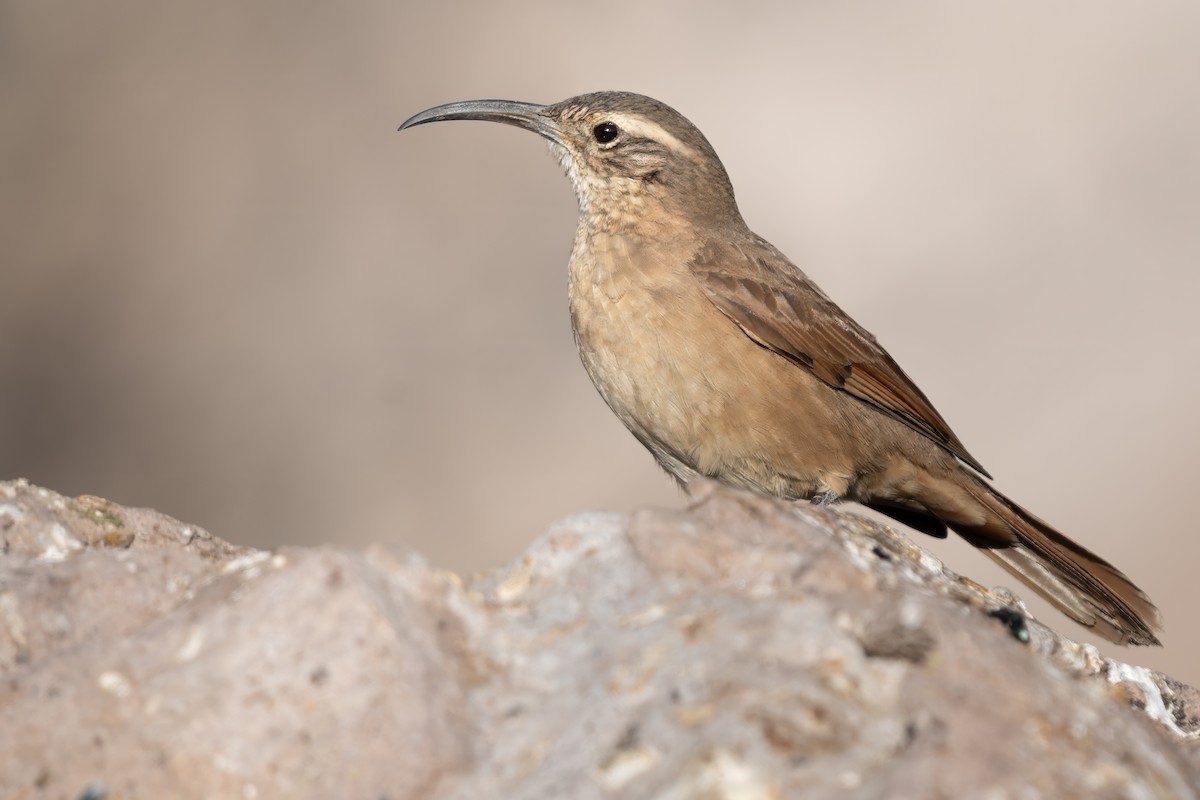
[695,235,991,478]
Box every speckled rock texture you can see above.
[0,479,1197,799]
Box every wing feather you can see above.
[695,236,991,477]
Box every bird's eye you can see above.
[592,122,620,144]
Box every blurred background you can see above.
[2,2,1197,682]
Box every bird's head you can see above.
[400,91,741,235]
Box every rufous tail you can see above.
[953,478,1162,646]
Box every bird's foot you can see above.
[812,489,841,506]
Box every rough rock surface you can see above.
[0,479,1197,799]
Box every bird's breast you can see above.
[565,228,861,496]
[567,231,715,467]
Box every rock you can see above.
[0,478,1196,799]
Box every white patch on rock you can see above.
[97,670,132,698]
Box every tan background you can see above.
[3,2,1197,683]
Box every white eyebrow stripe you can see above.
[603,113,695,158]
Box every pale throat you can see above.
[550,143,692,239]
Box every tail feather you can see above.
[954,478,1162,647]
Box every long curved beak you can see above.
[398,99,561,143]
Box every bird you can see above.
[399,91,1162,646]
